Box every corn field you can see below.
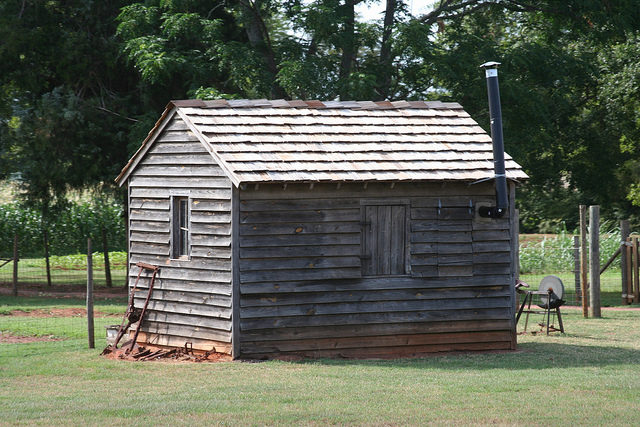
[518,222,626,307]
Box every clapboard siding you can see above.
[238,192,363,288]
[239,275,511,294]
[127,116,233,352]
[237,181,516,358]
[241,286,511,307]
[240,296,511,319]
[240,331,513,358]
[128,276,232,296]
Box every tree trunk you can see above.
[338,0,357,100]
[237,0,286,98]
[375,0,397,100]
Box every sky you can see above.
[357,0,434,21]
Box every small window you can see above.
[361,204,409,276]
[172,196,190,259]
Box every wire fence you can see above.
[0,313,122,356]
[518,231,627,308]
[1,227,636,357]
[0,253,128,290]
[0,243,127,356]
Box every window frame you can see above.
[171,195,191,260]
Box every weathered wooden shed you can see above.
[115,99,528,359]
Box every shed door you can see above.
[362,205,408,276]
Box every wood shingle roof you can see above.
[116,99,528,186]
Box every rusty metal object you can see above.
[126,263,159,354]
[103,344,228,362]
[102,262,159,355]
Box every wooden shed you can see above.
[115,99,528,359]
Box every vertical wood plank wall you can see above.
[127,117,234,353]
[238,182,516,359]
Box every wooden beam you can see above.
[589,205,601,318]
[621,220,630,305]
[231,185,241,359]
[634,237,639,304]
[580,205,588,318]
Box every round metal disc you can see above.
[539,275,565,304]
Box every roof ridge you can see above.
[172,99,464,110]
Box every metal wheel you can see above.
[539,275,565,305]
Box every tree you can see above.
[427,2,640,230]
[3,0,640,231]
[0,0,144,208]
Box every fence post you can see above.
[12,234,18,297]
[102,228,112,287]
[43,229,52,287]
[580,205,588,318]
[87,237,95,349]
[627,237,633,302]
[573,235,581,304]
[621,220,630,305]
[589,206,601,318]
[634,237,639,303]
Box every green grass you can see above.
[0,253,128,287]
[0,295,126,315]
[0,295,126,339]
[1,296,640,426]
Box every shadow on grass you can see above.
[291,341,640,371]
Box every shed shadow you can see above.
[288,342,640,371]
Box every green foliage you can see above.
[429,5,640,230]
[3,0,640,230]
[0,0,140,206]
[0,200,126,258]
[519,225,622,275]
[48,252,128,271]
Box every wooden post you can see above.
[12,234,18,297]
[102,228,112,287]
[231,186,241,359]
[87,238,95,349]
[632,237,640,304]
[580,205,588,318]
[589,206,601,318]
[43,229,52,287]
[573,235,581,304]
[627,237,633,302]
[621,220,630,305]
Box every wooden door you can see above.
[362,204,407,276]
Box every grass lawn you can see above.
[0,255,128,288]
[1,296,640,426]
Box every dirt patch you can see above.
[6,308,120,318]
[101,343,232,363]
[0,283,127,299]
[0,332,65,344]
[563,305,640,311]
[519,234,561,247]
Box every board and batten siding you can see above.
[127,116,234,353]
[237,181,516,359]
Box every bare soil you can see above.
[1,283,126,344]
[6,307,120,318]
[0,332,65,344]
[519,233,561,247]
[0,283,128,299]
